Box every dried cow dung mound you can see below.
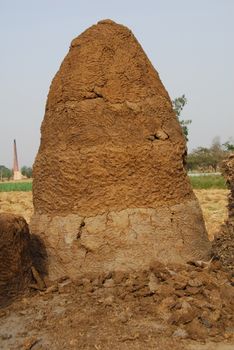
[213,153,234,271]
[31,19,210,280]
[222,153,234,225]
[0,213,32,307]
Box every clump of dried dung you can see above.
[0,213,32,307]
[212,154,234,271]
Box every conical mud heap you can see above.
[31,20,210,280]
[213,153,234,270]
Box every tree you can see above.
[209,137,225,169]
[187,137,227,172]
[222,138,234,152]
[0,165,12,180]
[187,147,215,171]
[172,94,192,141]
[21,166,33,178]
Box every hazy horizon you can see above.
[1,0,233,168]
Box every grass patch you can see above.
[189,175,227,189]
[0,181,32,192]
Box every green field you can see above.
[0,175,227,192]
[0,181,32,192]
[189,175,227,189]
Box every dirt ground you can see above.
[0,192,33,224]
[0,190,233,350]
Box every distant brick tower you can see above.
[13,139,22,180]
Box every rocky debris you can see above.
[0,260,233,349]
[212,153,234,271]
[27,260,233,342]
[0,213,32,308]
[212,231,234,271]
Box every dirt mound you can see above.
[33,18,195,215]
[0,213,32,308]
[221,153,234,225]
[31,19,210,280]
[212,154,234,271]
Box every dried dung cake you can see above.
[222,153,234,226]
[213,153,234,270]
[0,213,32,307]
[31,19,210,280]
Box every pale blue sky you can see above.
[0,0,233,167]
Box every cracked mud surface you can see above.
[30,199,210,280]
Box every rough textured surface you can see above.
[222,153,234,226]
[32,19,210,279]
[33,19,192,215]
[0,213,32,308]
[213,154,234,271]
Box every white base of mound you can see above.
[30,199,211,281]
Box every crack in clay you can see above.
[76,219,85,239]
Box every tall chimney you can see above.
[13,139,22,180]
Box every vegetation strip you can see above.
[189,175,227,189]
[0,182,32,192]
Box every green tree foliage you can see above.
[0,165,12,180]
[21,166,33,178]
[222,139,234,152]
[187,137,231,172]
[172,94,192,141]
